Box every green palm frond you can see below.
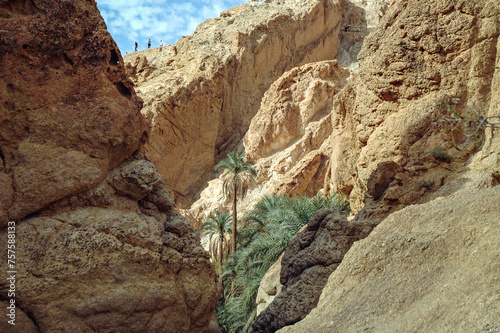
[216,151,257,201]
[214,151,257,256]
[216,191,350,333]
[200,210,232,272]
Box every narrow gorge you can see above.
[0,0,499,332]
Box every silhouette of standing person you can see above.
[148,39,151,49]
[135,41,138,52]
[159,40,163,51]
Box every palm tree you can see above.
[216,192,350,332]
[200,210,232,278]
[214,151,257,254]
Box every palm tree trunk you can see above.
[231,175,237,293]
[218,238,223,281]
[232,176,237,254]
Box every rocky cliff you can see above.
[0,0,146,225]
[189,60,349,228]
[279,186,500,333]
[186,0,391,229]
[124,0,344,207]
[330,0,500,219]
[252,209,377,333]
[277,0,500,331]
[192,0,497,330]
[0,1,219,332]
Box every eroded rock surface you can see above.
[255,254,283,316]
[278,186,500,333]
[336,0,389,69]
[251,209,377,333]
[0,0,147,225]
[124,0,344,207]
[0,157,219,333]
[275,0,500,331]
[329,0,500,219]
[0,1,219,332]
[190,60,349,228]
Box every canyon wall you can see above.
[277,0,500,331]
[329,0,500,219]
[0,0,146,225]
[279,186,500,333]
[189,60,349,228]
[186,0,389,228]
[124,0,344,207]
[0,1,219,332]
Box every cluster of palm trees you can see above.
[200,151,256,281]
[199,151,351,333]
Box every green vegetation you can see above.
[200,210,232,278]
[204,152,350,332]
[210,192,350,333]
[215,152,257,254]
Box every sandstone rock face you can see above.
[329,0,500,218]
[124,0,344,207]
[244,61,348,161]
[278,186,500,333]
[336,0,389,69]
[255,254,283,316]
[251,209,377,333]
[0,1,219,332]
[0,0,147,225]
[349,0,389,29]
[0,157,219,333]
[189,60,350,228]
[275,1,500,331]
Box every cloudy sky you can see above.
[96,0,247,55]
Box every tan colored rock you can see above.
[329,0,500,218]
[244,60,348,160]
[0,158,220,333]
[125,0,344,206]
[275,1,500,331]
[256,254,284,316]
[0,0,147,225]
[278,186,500,333]
[336,0,389,69]
[349,0,390,29]
[0,1,220,331]
[189,60,349,228]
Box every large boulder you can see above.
[0,157,220,332]
[0,0,147,225]
[278,186,500,332]
[0,1,220,331]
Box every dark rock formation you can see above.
[251,208,378,333]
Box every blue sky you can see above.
[96,0,247,55]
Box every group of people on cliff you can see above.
[134,39,163,52]
[344,25,362,32]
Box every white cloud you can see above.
[96,0,246,54]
